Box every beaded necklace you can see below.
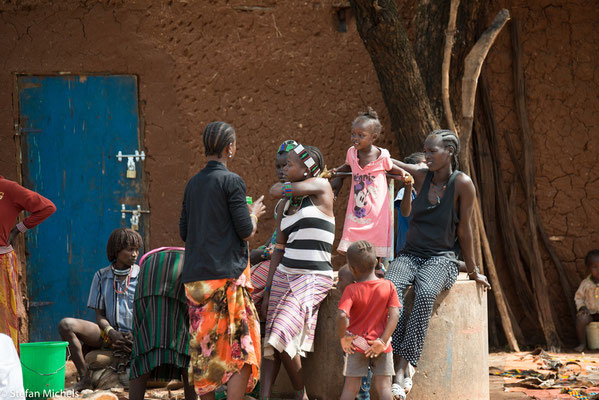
[289,196,306,208]
[112,265,132,295]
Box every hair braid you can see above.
[304,145,324,172]
[203,121,236,158]
[430,129,460,170]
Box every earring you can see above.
[303,172,308,177]
[228,154,232,158]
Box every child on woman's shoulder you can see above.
[575,249,599,352]
[331,107,409,259]
[337,240,401,400]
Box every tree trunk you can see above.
[349,0,439,156]
[413,0,486,128]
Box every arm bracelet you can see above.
[282,182,293,198]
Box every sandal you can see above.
[391,383,406,400]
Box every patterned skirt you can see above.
[264,268,333,360]
[250,260,270,308]
[130,248,190,381]
[184,266,260,396]
[0,251,19,350]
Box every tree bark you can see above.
[349,0,439,155]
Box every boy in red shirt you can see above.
[337,240,401,400]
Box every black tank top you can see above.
[402,170,461,261]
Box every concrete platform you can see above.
[272,273,488,400]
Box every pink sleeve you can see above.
[382,151,393,172]
[338,285,354,316]
[387,281,401,309]
[345,147,354,168]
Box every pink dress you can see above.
[338,147,393,258]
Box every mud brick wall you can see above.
[0,0,597,343]
[485,0,599,341]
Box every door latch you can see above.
[121,204,150,231]
[116,150,145,179]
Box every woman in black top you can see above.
[179,121,266,400]
[386,130,490,399]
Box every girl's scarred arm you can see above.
[270,178,334,216]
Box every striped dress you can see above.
[130,247,190,381]
[264,196,335,359]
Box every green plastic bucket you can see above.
[20,341,69,398]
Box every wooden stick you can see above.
[442,0,460,133]
[511,18,561,348]
[459,9,510,171]
[478,70,538,326]
[474,197,520,351]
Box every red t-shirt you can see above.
[338,278,401,353]
[0,176,56,247]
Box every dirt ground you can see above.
[55,351,599,400]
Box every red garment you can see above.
[338,278,401,353]
[0,176,56,246]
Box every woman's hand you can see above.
[470,272,491,290]
[578,306,590,317]
[249,195,266,219]
[108,329,126,349]
[340,334,356,354]
[365,339,386,358]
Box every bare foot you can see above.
[69,375,92,392]
[574,343,586,352]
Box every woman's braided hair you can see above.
[352,106,382,136]
[203,121,235,158]
[429,129,460,170]
[304,145,325,173]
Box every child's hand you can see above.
[365,338,387,358]
[578,306,590,317]
[340,335,356,354]
[404,174,414,186]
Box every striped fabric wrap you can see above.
[249,260,270,307]
[280,197,335,272]
[293,144,321,177]
[130,247,190,381]
[264,268,333,360]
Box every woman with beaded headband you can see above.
[385,129,491,399]
[261,144,335,400]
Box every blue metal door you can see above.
[18,75,146,341]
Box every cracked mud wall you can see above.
[0,0,596,344]
[0,0,394,274]
[485,0,599,343]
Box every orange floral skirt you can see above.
[184,266,260,396]
[0,251,19,350]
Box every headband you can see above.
[294,144,321,177]
[278,140,298,153]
